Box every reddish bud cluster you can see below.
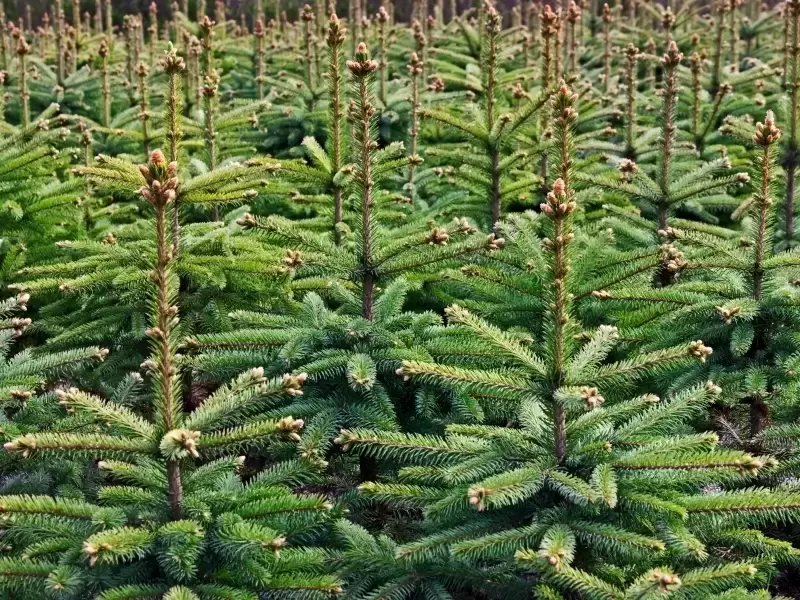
[138,150,179,206]
[327,13,345,46]
[540,4,561,38]
[540,178,576,217]
[661,40,683,69]
[347,42,379,75]
[754,110,781,146]
[567,1,581,23]
[407,52,424,76]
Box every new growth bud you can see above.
[688,340,713,362]
[754,110,781,146]
[347,42,379,75]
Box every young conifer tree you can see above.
[594,112,800,448]
[420,2,551,227]
[584,42,750,286]
[332,83,800,599]
[12,44,280,390]
[0,107,85,282]
[0,149,341,599]
[187,41,499,481]
[0,293,109,422]
[250,13,349,242]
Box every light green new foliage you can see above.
[0,152,340,600]
[331,84,800,600]
[0,293,105,403]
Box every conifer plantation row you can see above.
[5,0,800,596]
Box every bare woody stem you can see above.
[644,37,655,87]
[377,7,388,105]
[481,4,501,225]
[624,44,639,159]
[657,42,682,233]
[786,0,800,245]
[137,150,183,519]
[0,16,8,71]
[94,0,102,33]
[16,35,29,128]
[350,0,361,54]
[554,12,562,82]
[539,5,559,193]
[601,3,611,95]
[483,4,498,133]
[752,113,780,302]
[747,113,781,443]
[55,3,65,84]
[137,63,151,157]
[99,39,111,128]
[0,72,5,121]
[327,14,346,244]
[784,3,792,90]
[190,38,202,110]
[529,0,540,52]
[124,17,136,103]
[313,25,322,89]
[79,123,92,231]
[662,7,674,44]
[200,16,215,76]
[413,20,428,84]
[690,52,701,140]
[347,42,378,321]
[162,47,185,256]
[72,0,80,44]
[104,0,112,40]
[255,19,265,101]
[345,43,388,484]
[566,1,579,77]
[540,83,579,465]
[214,1,226,39]
[728,0,740,72]
[301,5,315,89]
[408,51,423,188]
[710,0,727,95]
[149,2,158,67]
[541,5,557,91]
[203,70,220,221]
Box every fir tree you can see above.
[333,84,800,600]
[187,41,496,481]
[584,42,750,287]
[593,111,800,452]
[416,2,551,227]
[0,150,341,599]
